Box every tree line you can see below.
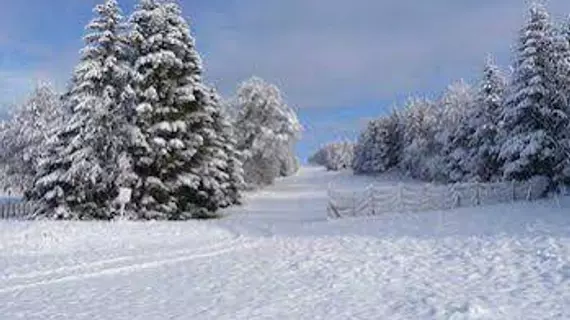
[350,4,570,191]
[0,0,301,220]
[308,141,354,171]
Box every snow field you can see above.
[0,167,569,319]
[0,221,245,289]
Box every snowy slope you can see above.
[1,166,570,319]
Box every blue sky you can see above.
[2,0,570,160]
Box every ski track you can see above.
[0,234,255,295]
[0,233,247,290]
[1,167,570,319]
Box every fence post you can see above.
[475,183,481,206]
[526,184,532,201]
[512,181,516,202]
[453,186,461,208]
[326,187,331,219]
[369,186,375,216]
[326,188,340,219]
[352,191,357,217]
[398,183,404,212]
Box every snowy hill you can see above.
[1,166,569,319]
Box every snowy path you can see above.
[1,167,570,319]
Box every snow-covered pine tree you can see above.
[551,16,570,185]
[435,80,475,183]
[499,4,562,186]
[465,55,507,182]
[27,0,133,219]
[129,0,229,219]
[215,94,246,207]
[233,77,302,187]
[0,81,63,193]
[186,87,244,216]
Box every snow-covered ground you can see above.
[1,166,570,319]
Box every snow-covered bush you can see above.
[309,141,354,171]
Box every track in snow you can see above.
[0,234,255,294]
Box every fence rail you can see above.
[0,201,36,220]
[327,181,545,219]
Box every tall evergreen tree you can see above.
[553,16,570,185]
[27,0,133,219]
[184,88,244,215]
[128,0,226,219]
[465,55,507,182]
[499,4,561,185]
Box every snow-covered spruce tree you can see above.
[0,82,63,193]
[464,56,507,182]
[552,15,570,185]
[434,80,476,183]
[187,88,244,213]
[26,0,134,219]
[309,141,355,171]
[233,77,302,187]
[499,4,564,186]
[129,0,237,219]
[214,91,247,204]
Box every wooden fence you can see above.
[0,201,36,220]
[327,181,545,219]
